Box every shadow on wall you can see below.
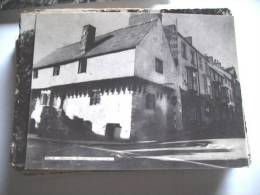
[30,106,95,140]
[29,104,246,143]
[29,106,124,141]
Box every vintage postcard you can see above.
[16,10,249,170]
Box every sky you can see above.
[163,13,238,69]
[25,11,238,70]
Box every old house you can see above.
[30,15,182,141]
[30,13,242,141]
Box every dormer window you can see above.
[78,58,87,73]
[53,66,60,76]
[33,69,38,79]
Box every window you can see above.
[146,93,155,109]
[229,90,234,102]
[53,66,60,76]
[199,57,203,69]
[90,90,101,105]
[155,58,163,74]
[221,87,229,102]
[78,58,87,73]
[33,69,38,79]
[187,69,197,91]
[205,63,209,74]
[203,75,208,93]
[40,93,50,106]
[174,58,179,66]
[191,50,195,65]
[210,69,214,80]
[171,96,177,106]
[213,72,216,80]
[181,42,187,59]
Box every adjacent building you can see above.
[29,14,243,141]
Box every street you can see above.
[25,135,249,170]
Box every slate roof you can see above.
[225,67,237,79]
[34,20,157,69]
[208,63,232,80]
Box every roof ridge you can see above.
[34,20,157,68]
[38,20,157,63]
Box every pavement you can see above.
[25,134,250,170]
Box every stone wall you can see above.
[130,83,176,141]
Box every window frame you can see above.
[89,90,101,106]
[187,68,197,91]
[53,66,60,76]
[33,69,38,79]
[199,57,204,70]
[40,93,50,106]
[181,41,187,59]
[203,75,208,94]
[155,58,163,74]
[78,58,87,73]
[190,50,196,65]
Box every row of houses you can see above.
[29,13,243,141]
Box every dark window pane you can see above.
[155,58,163,74]
[174,58,179,66]
[181,42,187,59]
[53,66,60,76]
[33,69,38,79]
[191,50,195,65]
[78,58,87,73]
[40,94,49,105]
[90,90,101,105]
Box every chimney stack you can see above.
[207,56,213,64]
[213,59,222,68]
[81,24,96,52]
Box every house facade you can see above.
[30,13,242,141]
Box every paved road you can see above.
[25,136,249,170]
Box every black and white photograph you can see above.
[22,11,249,170]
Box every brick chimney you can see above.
[213,59,222,68]
[129,13,162,26]
[81,24,96,52]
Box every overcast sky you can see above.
[163,13,238,69]
[30,12,238,70]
